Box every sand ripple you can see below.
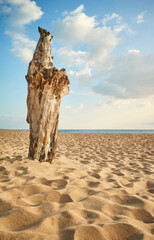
[0,130,154,239]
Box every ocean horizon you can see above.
[12,129,154,134]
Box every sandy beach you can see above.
[0,129,154,240]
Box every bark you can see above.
[25,26,70,163]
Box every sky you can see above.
[0,0,154,129]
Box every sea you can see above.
[21,129,154,134]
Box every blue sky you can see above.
[0,0,154,129]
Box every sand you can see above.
[0,129,154,240]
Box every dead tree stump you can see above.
[25,26,70,163]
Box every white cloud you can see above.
[69,67,91,77]
[113,24,126,33]
[11,47,33,62]
[2,0,43,28]
[1,0,43,62]
[102,13,134,35]
[69,67,93,86]
[53,5,119,67]
[70,4,84,15]
[126,28,136,35]
[56,47,87,66]
[102,13,122,25]
[53,5,96,45]
[6,31,36,48]
[93,54,154,99]
[136,11,146,23]
[88,27,118,66]
[6,31,36,62]
[62,10,68,16]
[114,23,135,35]
[128,49,140,54]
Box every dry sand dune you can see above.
[0,129,154,240]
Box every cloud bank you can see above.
[93,54,154,99]
[53,5,153,100]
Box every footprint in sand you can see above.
[32,177,68,190]
[12,166,28,176]
[27,190,73,205]
[78,209,100,221]
[87,181,100,188]
[32,177,52,186]
[80,160,90,164]
[91,173,101,179]
[16,166,27,172]
[111,195,144,207]
[21,184,49,197]
[50,179,68,190]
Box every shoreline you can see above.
[0,128,154,134]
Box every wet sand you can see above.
[0,129,154,240]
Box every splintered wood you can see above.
[26,27,70,163]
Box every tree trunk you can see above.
[25,26,70,163]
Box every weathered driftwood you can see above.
[25,27,70,163]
